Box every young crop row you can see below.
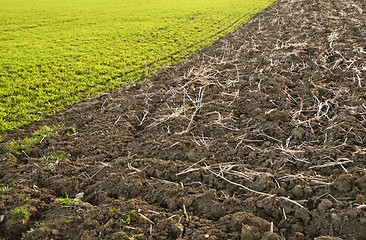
[0,0,276,134]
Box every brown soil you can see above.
[1,0,365,239]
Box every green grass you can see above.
[5,125,59,154]
[12,206,32,223]
[57,193,81,205]
[122,209,135,225]
[40,152,65,163]
[0,0,275,133]
[57,194,73,205]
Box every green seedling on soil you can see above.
[61,215,82,225]
[5,125,59,154]
[109,207,121,214]
[121,232,142,239]
[58,193,81,205]
[0,0,276,133]
[12,206,32,223]
[130,233,142,239]
[43,166,52,172]
[57,194,72,205]
[66,125,79,136]
[62,219,72,225]
[5,141,29,155]
[122,210,136,225]
[40,153,65,172]
[33,221,48,228]
[72,126,78,132]
[0,186,14,201]
[40,153,65,163]
[32,126,57,141]
[20,197,30,205]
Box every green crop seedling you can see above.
[12,206,32,223]
[4,125,59,154]
[57,194,72,205]
[122,210,136,225]
[121,232,142,239]
[58,193,81,205]
[109,207,121,214]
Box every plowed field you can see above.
[0,0,365,239]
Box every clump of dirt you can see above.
[1,0,365,239]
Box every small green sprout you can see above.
[32,126,56,141]
[5,125,59,155]
[130,233,142,239]
[121,232,142,239]
[21,197,30,205]
[109,207,120,214]
[5,141,28,155]
[66,125,79,136]
[34,221,47,228]
[58,193,81,205]
[122,210,136,225]
[41,153,65,163]
[62,219,72,224]
[58,194,72,205]
[12,206,32,223]
[43,166,52,172]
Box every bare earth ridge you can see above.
[1,0,365,239]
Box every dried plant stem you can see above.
[177,87,205,135]
[206,167,305,209]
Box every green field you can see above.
[0,0,275,134]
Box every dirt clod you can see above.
[355,176,366,191]
[291,185,304,198]
[334,174,353,193]
[317,199,333,212]
[261,232,280,240]
[241,225,261,240]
